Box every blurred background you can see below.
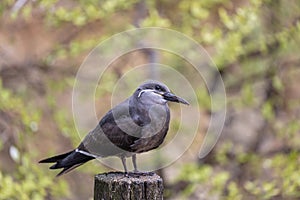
[0,0,300,199]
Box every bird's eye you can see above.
[155,85,162,91]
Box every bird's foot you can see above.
[123,171,129,178]
[129,171,155,177]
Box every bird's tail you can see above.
[39,150,94,176]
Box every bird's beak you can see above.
[161,92,190,105]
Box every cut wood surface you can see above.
[94,172,163,200]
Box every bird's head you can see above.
[135,80,190,105]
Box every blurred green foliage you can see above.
[0,154,68,200]
[0,81,69,199]
[0,0,300,199]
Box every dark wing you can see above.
[78,99,143,157]
[78,99,171,156]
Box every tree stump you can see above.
[94,172,163,200]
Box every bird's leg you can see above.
[132,154,139,173]
[120,156,128,174]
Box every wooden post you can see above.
[94,172,163,200]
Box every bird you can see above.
[39,80,189,176]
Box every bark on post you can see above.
[94,172,163,200]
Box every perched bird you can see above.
[39,80,189,176]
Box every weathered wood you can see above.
[94,172,163,200]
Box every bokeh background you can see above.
[0,0,300,199]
